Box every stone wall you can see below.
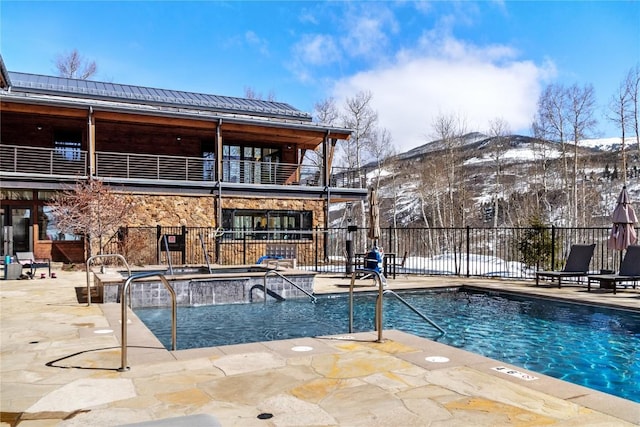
[124,193,217,227]
[120,194,325,228]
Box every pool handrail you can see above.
[198,232,212,274]
[118,272,177,372]
[249,284,285,302]
[349,268,385,342]
[349,269,446,342]
[157,235,174,275]
[85,254,131,306]
[382,289,446,335]
[263,269,317,304]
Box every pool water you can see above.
[134,289,640,403]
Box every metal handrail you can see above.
[157,235,174,274]
[85,254,131,306]
[382,289,446,335]
[263,269,317,304]
[118,272,177,372]
[198,233,212,273]
[349,268,385,342]
[348,268,446,342]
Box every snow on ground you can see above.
[325,253,527,278]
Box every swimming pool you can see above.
[134,288,640,403]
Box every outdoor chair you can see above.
[535,243,595,288]
[15,252,51,278]
[587,245,640,294]
[392,251,409,278]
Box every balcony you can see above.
[1,144,87,177]
[1,145,365,189]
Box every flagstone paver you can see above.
[1,270,638,426]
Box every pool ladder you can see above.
[349,269,445,342]
[118,272,177,372]
[251,269,317,304]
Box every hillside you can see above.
[331,134,640,229]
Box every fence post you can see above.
[243,226,247,264]
[181,225,187,264]
[551,225,556,270]
[315,226,319,271]
[387,225,392,257]
[156,225,162,264]
[466,226,470,277]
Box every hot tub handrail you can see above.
[198,232,212,274]
[263,269,317,304]
[156,235,175,275]
[382,289,446,336]
[118,272,177,372]
[85,254,131,306]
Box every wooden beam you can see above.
[1,101,87,118]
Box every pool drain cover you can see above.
[291,345,314,352]
[257,413,273,420]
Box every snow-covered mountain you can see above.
[333,134,639,229]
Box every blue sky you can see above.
[2,1,639,152]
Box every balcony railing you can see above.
[0,144,87,177]
[1,145,363,189]
[96,151,211,182]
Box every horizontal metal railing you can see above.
[2,144,361,189]
[96,151,212,182]
[0,144,87,177]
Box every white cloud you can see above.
[294,34,340,66]
[331,35,555,152]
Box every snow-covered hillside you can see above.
[332,134,640,229]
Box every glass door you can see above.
[10,208,31,253]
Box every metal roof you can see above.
[7,71,312,121]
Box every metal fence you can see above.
[103,225,622,280]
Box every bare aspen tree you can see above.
[530,122,554,218]
[339,91,379,245]
[367,127,394,188]
[430,112,467,227]
[244,87,277,101]
[533,84,571,225]
[310,97,340,169]
[566,83,597,226]
[608,73,634,183]
[47,179,134,259]
[487,117,511,227]
[55,49,97,79]
[624,65,640,154]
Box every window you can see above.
[222,144,281,184]
[37,191,81,241]
[222,209,312,240]
[54,130,82,161]
[37,205,81,241]
[201,140,215,181]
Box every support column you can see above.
[88,106,96,177]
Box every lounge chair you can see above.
[15,252,51,278]
[587,245,640,294]
[535,243,595,288]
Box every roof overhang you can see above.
[1,92,351,149]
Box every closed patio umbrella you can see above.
[607,186,637,267]
[368,187,381,246]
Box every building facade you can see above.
[0,57,366,263]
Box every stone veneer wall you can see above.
[123,193,217,227]
[112,193,326,265]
